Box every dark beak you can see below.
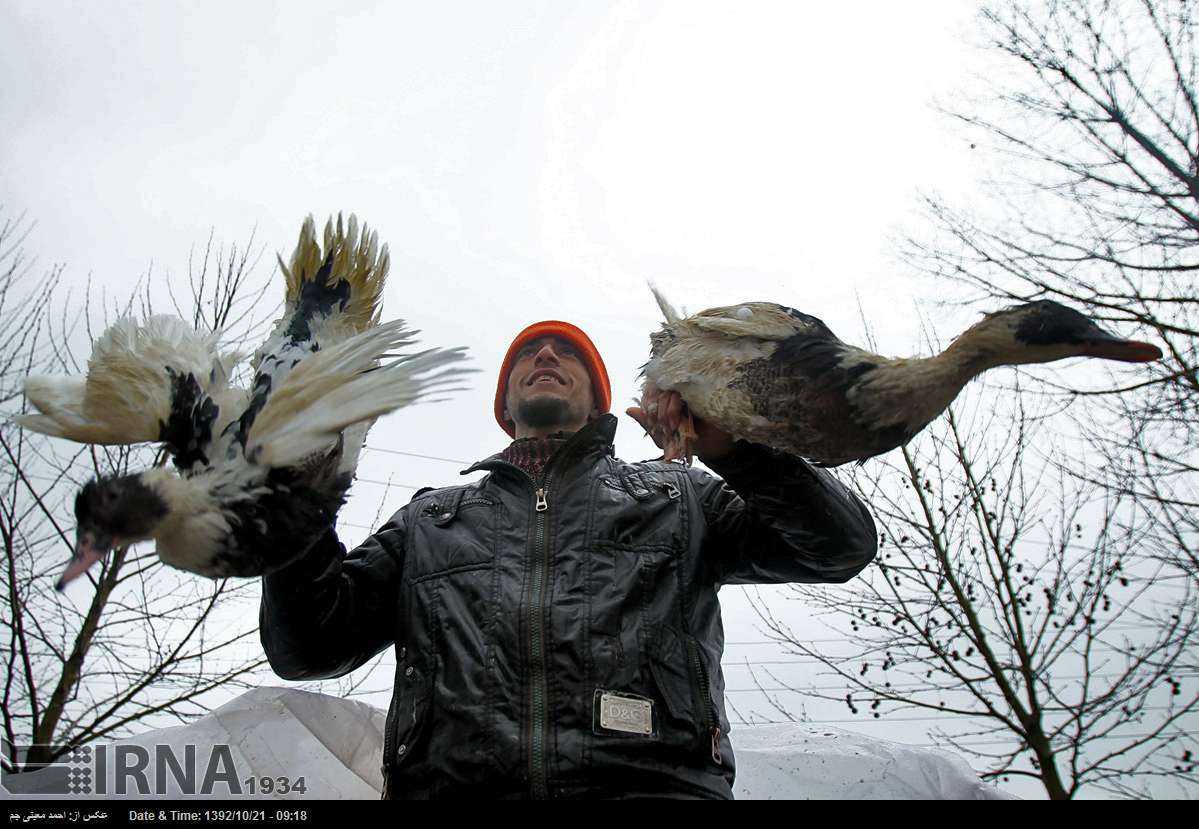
[1080,326,1163,363]
[56,530,111,591]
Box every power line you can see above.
[721,671,1199,686]
[727,712,946,725]
[902,732,1198,749]
[727,721,1199,750]
[725,627,1195,646]
[725,639,846,646]
[352,476,421,490]
[338,520,381,531]
[361,445,470,466]
[720,651,1198,666]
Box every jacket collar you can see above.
[462,414,618,477]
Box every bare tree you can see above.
[0,210,281,770]
[0,209,58,405]
[744,0,1198,800]
[905,0,1197,578]
[750,400,1198,799]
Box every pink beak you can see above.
[56,531,110,591]
[1081,339,1163,363]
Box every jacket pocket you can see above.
[588,471,687,551]
[405,490,496,581]
[646,626,698,729]
[591,626,697,741]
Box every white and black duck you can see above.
[19,214,470,587]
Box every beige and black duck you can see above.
[642,288,1163,466]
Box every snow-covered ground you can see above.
[3,688,1014,800]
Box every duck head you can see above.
[950,300,1163,370]
[60,474,168,590]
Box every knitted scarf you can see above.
[500,433,572,479]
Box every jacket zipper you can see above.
[527,473,552,799]
[686,637,723,764]
[461,430,597,799]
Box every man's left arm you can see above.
[627,389,876,585]
[694,441,877,585]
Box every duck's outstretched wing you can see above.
[245,319,470,470]
[278,213,387,340]
[218,213,389,460]
[18,316,246,470]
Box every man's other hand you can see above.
[626,388,735,462]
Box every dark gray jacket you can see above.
[260,415,876,799]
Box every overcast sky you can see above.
[2,0,1060,795]
[2,0,990,506]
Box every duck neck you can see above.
[936,336,1012,381]
[139,468,227,568]
[849,329,1019,433]
[849,348,984,432]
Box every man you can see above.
[260,320,877,800]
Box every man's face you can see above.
[504,336,597,435]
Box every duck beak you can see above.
[1080,328,1164,363]
[1079,340,1160,362]
[56,530,111,591]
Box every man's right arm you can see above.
[259,510,406,680]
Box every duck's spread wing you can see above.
[18,316,245,470]
[217,214,389,460]
[219,214,471,471]
[244,321,469,469]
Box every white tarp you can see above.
[3,687,1015,799]
[731,722,1015,799]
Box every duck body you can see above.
[77,461,348,579]
[645,303,936,465]
[644,293,1162,467]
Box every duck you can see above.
[19,214,470,588]
[642,287,1163,467]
